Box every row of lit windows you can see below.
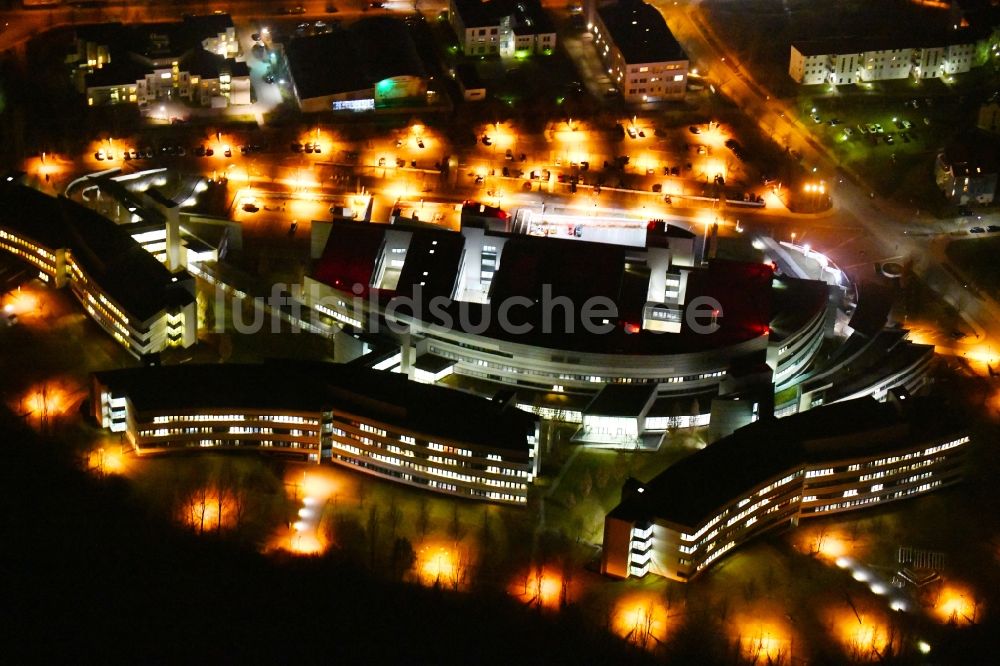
[427,343,735,386]
[151,414,318,426]
[0,240,55,274]
[0,231,56,262]
[859,456,942,482]
[678,439,967,552]
[809,480,943,513]
[330,439,529,483]
[338,431,528,477]
[334,442,527,503]
[697,541,735,571]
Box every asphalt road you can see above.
[656,0,1000,362]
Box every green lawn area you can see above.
[798,90,970,212]
[946,236,1000,294]
[544,429,709,543]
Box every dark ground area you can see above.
[0,408,652,665]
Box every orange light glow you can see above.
[552,123,585,146]
[703,158,728,180]
[289,532,325,554]
[417,542,466,588]
[961,344,998,371]
[3,288,39,317]
[700,122,728,149]
[88,447,127,475]
[18,380,79,424]
[934,585,979,625]
[738,622,791,663]
[25,154,69,181]
[611,593,670,650]
[794,527,860,561]
[386,181,420,201]
[301,473,336,499]
[486,122,517,150]
[180,489,236,533]
[812,533,848,559]
[829,610,896,661]
[510,567,565,609]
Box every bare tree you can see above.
[366,504,381,569]
[454,548,471,590]
[810,525,829,555]
[389,536,416,580]
[579,470,593,499]
[186,485,213,534]
[594,465,610,490]
[416,497,430,537]
[357,479,369,510]
[386,495,402,541]
[560,561,571,609]
[480,508,492,550]
[448,503,464,544]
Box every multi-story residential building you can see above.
[601,391,969,581]
[789,37,978,86]
[0,182,196,358]
[935,131,1000,204]
[73,15,250,108]
[91,361,540,505]
[448,0,556,57]
[587,0,688,103]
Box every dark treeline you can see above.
[0,407,652,664]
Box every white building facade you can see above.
[790,39,978,86]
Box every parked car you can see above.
[970,227,986,233]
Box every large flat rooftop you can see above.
[596,0,687,64]
[312,220,828,357]
[286,17,425,99]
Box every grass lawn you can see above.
[544,429,709,543]
[946,236,1000,294]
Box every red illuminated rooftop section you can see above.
[309,220,827,356]
[683,259,775,339]
[312,222,385,298]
